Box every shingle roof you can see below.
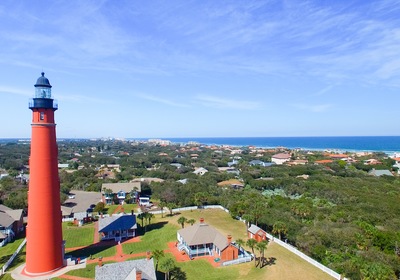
[98,214,137,233]
[248,224,262,235]
[102,182,141,193]
[95,258,156,280]
[178,222,229,251]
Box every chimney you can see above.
[146,251,151,260]
[200,218,204,224]
[131,210,134,216]
[227,235,232,244]
[136,270,142,280]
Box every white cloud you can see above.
[0,86,31,97]
[136,94,189,108]
[195,95,261,110]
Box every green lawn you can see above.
[0,237,25,268]
[106,204,137,215]
[66,244,116,259]
[122,222,178,254]
[63,222,95,248]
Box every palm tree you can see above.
[147,213,155,229]
[152,249,164,271]
[236,238,245,254]
[255,240,268,268]
[159,201,166,218]
[246,238,257,266]
[177,216,188,228]
[166,202,176,216]
[272,221,288,240]
[137,213,145,228]
[160,257,175,280]
[187,218,196,226]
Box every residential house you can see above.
[193,167,208,176]
[227,159,238,167]
[98,214,137,241]
[102,182,141,205]
[0,205,24,247]
[62,190,102,222]
[177,218,239,261]
[271,153,291,165]
[217,179,244,189]
[368,169,393,177]
[314,159,333,164]
[247,224,267,242]
[364,159,382,165]
[95,258,156,280]
[249,160,274,167]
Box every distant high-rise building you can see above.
[24,73,64,275]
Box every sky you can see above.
[1,0,400,138]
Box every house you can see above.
[193,167,208,176]
[271,153,291,165]
[368,169,393,177]
[314,159,333,164]
[0,205,24,247]
[227,159,238,167]
[217,179,244,189]
[98,214,137,241]
[364,159,382,165]
[177,218,239,261]
[102,182,141,205]
[170,163,183,169]
[249,160,274,167]
[247,224,267,242]
[95,258,156,280]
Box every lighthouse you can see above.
[25,73,64,275]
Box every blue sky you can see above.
[1,0,400,138]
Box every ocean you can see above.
[161,136,400,154]
[2,136,400,154]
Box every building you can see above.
[193,167,208,176]
[25,73,64,275]
[98,214,137,241]
[102,182,141,205]
[271,153,291,165]
[247,224,267,242]
[0,205,24,247]
[177,218,239,261]
[95,258,156,280]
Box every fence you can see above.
[221,256,252,266]
[1,238,27,275]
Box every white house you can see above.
[271,153,291,165]
[193,167,208,176]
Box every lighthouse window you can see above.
[40,112,45,120]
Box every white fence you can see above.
[221,256,252,266]
[0,238,26,275]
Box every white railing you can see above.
[1,238,27,275]
[221,256,252,266]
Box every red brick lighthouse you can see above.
[25,73,64,275]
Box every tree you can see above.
[246,238,257,266]
[146,213,155,229]
[272,221,288,240]
[177,216,188,228]
[159,201,166,218]
[152,249,164,271]
[236,238,245,254]
[160,257,175,280]
[137,213,145,228]
[93,202,105,214]
[255,240,268,268]
[167,203,176,216]
[187,219,196,226]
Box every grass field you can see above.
[0,238,25,268]
[63,222,95,248]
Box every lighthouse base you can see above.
[11,259,85,280]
